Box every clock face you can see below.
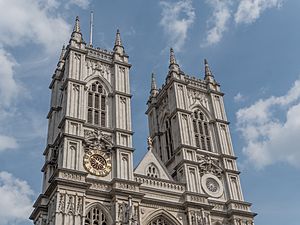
[83,149,112,176]
[201,174,223,198]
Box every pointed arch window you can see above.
[192,110,212,151]
[146,164,159,178]
[85,206,108,225]
[148,216,172,225]
[87,81,107,127]
[164,119,173,160]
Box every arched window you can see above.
[164,118,173,160]
[85,206,108,225]
[148,216,172,225]
[192,110,212,151]
[146,164,159,178]
[87,81,107,127]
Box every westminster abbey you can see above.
[30,16,256,225]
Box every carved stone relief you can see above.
[57,193,84,216]
[118,196,138,225]
[197,155,222,178]
[189,209,210,225]
[188,90,209,110]
[86,60,111,81]
[83,129,113,152]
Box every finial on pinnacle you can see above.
[204,58,213,77]
[114,29,123,47]
[147,136,153,150]
[170,47,177,65]
[59,45,66,61]
[204,58,216,84]
[204,58,208,65]
[151,73,157,90]
[73,16,81,33]
[150,72,159,97]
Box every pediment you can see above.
[134,149,173,181]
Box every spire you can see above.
[70,16,83,43]
[150,73,159,97]
[151,73,157,90]
[114,29,123,47]
[57,45,66,68]
[73,16,81,33]
[204,59,215,83]
[169,48,180,73]
[59,45,66,61]
[170,48,177,65]
[113,29,124,55]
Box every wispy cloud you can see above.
[234,92,245,102]
[202,0,284,46]
[0,0,71,54]
[66,0,91,9]
[202,0,232,46]
[0,48,20,107]
[46,0,91,10]
[235,0,283,24]
[0,135,18,152]
[0,171,34,225]
[236,78,300,169]
[159,0,195,52]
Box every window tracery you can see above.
[87,81,107,127]
[164,119,173,160]
[85,206,108,225]
[148,216,172,225]
[192,110,212,151]
[146,164,159,178]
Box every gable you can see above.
[134,149,173,181]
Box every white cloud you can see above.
[0,48,20,107]
[159,0,195,52]
[236,79,300,169]
[0,0,74,113]
[0,0,71,54]
[202,0,232,46]
[202,0,284,45]
[67,0,90,9]
[235,0,283,24]
[0,135,18,152]
[234,92,245,102]
[0,171,34,225]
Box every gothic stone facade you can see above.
[30,17,256,225]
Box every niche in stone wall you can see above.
[189,167,197,192]
[74,53,81,80]
[121,153,129,180]
[230,176,241,200]
[181,114,191,145]
[214,95,224,120]
[119,97,128,130]
[67,142,77,170]
[219,124,230,155]
[177,84,186,109]
[120,134,128,147]
[71,84,80,117]
[118,66,127,92]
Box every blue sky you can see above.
[0,0,299,224]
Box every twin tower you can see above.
[30,17,256,225]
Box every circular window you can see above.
[201,174,223,198]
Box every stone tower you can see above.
[30,16,256,225]
[30,17,134,225]
[145,49,256,225]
